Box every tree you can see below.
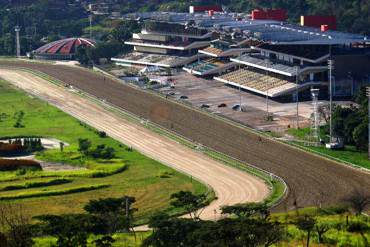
[295,215,316,247]
[170,191,208,220]
[221,202,269,219]
[314,221,331,244]
[93,235,115,247]
[36,214,90,247]
[78,138,91,155]
[84,196,136,233]
[0,203,34,247]
[75,45,90,66]
[344,190,370,215]
[353,121,368,151]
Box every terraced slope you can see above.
[1,60,370,211]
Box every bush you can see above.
[0,142,25,156]
[347,221,370,233]
[0,159,42,171]
[97,131,107,138]
[90,145,115,159]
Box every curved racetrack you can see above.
[1,60,370,211]
[0,68,269,220]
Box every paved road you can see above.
[0,68,269,220]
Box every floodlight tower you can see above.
[310,88,320,146]
[366,87,370,159]
[15,26,21,57]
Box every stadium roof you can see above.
[34,38,95,55]
[124,11,367,45]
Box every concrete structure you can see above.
[113,21,213,68]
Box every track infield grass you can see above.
[0,79,209,224]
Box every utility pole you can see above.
[15,26,21,57]
[295,66,300,129]
[328,59,334,143]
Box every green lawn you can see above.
[286,128,370,170]
[33,232,151,247]
[0,80,209,224]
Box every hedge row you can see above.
[0,143,25,156]
[0,178,72,191]
[0,184,110,200]
[0,159,42,171]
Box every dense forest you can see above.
[0,0,369,56]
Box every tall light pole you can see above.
[295,66,300,129]
[239,51,242,111]
[15,26,21,57]
[328,59,334,143]
[265,59,271,119]
[89,14,93,40]
[367,87,370,159]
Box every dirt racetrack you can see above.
[1,60,370,211]
[0,69,269,220]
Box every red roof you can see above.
[34,38,96,55]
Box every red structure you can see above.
[189,5,222,14]
[33,38,96,60]
[251,9,287,22]
[300,16,337,30]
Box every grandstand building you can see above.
[112,21,214,68]
[119,10,370,99]
[183,35,252,76]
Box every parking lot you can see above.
[158,72,314,132]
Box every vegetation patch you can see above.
[0,178,72,191]
[0,184,110,200]
[0,159,41,171]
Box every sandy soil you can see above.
[0,69,270,220]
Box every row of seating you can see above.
[185,58,220,73]
[202,46,223,56]
[219,68,291,93]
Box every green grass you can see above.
[33,232,151,247]
[272,207,370,247]
[286,127,370,170]
[0,79,208,224]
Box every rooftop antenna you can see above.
[15,26,21,57]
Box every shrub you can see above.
[347,221,370,233]
[97,131,107,138]
[0,159,42,171]
[0,142,25,156]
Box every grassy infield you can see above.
[0,79,209,246]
